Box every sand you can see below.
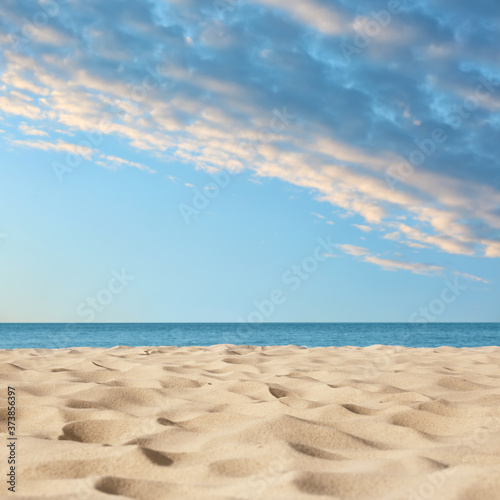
[2,344,500,500]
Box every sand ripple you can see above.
[2,344,500,499]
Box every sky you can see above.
[0,0,499,323]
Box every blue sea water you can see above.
[0,323,499,349]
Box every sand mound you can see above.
[2,344,500,499]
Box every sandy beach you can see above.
[2,344,500,499]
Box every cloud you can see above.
[394,222,476,256]
[353,224,372,233]
[9,139,94,160]
[405,241,430,249]
[253,0,345,35]
[19,124,47,136]
[322,253,339,258]
[339,242,487,282]
[339,242,445,276]
[31,26,71,46]
[312,212,326,219]
[0,94,43,120]
[383,231,401,240]
[455,271,489,284]
[0,0,498,278]
[339,244,370,257]
[383,229,433,249]
[363,255,444,276]
[483,241,500,258]
[97,155,157,174]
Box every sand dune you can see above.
[2,344,500,499]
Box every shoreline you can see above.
[2,343,500,350]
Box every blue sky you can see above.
[0,0,499,323]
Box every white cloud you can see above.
[353,224,372,233]
[98,155,157,174]
[322,253,339,258]
[10,90,33,102]
[396,222,475,256]
[405,241,430,249]
[339,243,486,281]
[54,129,75,136]
[481,240,500,258]
[19,124,48,136]
[0,95,43,120]
[10,139,94,160]
[0,0,498,279]
[339,244,370,257]
[383,231,401,240]
[363,255,444,276]
[32,26,71,46]
[455,271,488,284]
[339,242,444,275]
[254,0,345,35]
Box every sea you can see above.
[0,323,499,349]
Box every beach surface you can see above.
[2,344,500,499]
